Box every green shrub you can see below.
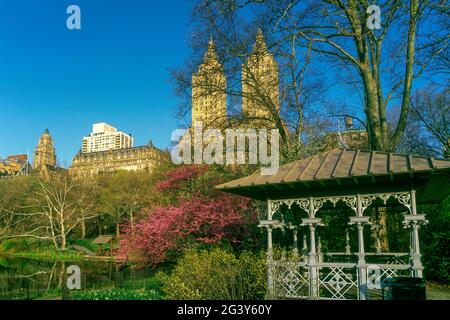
[421,196,450,285]
[70,288,162,300]
[0,239,34,252]
[157,248,267,300]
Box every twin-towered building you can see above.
[191,29,279,128]
[3,29,364,180]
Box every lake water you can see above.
[0,255,155,300]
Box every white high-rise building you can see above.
[82,122,133,153]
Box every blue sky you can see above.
[0,1,443,166]
[0,0,192,166]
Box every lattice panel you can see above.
[272,263,309,298]
[319,267,358,300]
[366,266,411,300]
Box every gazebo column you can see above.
[349,194,371,300]
[260,201,285,299]
[266,225,274,297]
[308,223,319,299]
[406,190,427,278]
[302,198,323,299]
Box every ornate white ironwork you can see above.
[377,192,412,213]
[268,200,281,219]
[264,189,420,300]
[313,199,325,216]
[295,199,310,214]
[328,197,341,207]
[378,193,391,204]
[268,191,412,219]
[394,193,412,213]
[284,199,295,209]
[319,267,358,300]
[342,196,357,213]
[272,262,309,298]
[376,267,402,287]
[360,195,376,213]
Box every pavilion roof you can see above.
[216,149,450,204]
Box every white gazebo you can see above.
[217,149,450,300]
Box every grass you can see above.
[33,276,165,300]
[8,250,85,262]
[0,238,114,262]
[426,282,450,300]
[69,288,163,300]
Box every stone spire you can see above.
[202,36,220,66]
[253,28,268,54]
[242,29,279,124]
[33,129,57,171]
[191,36,227,127]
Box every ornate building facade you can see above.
[33,129,57,173]
[191,30,279,130]
[69,142,169,178]
[191,38,227,128]
[242,29,279,124]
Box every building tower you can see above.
[192,37,227,128]
[33,129,57,171]
[242,29,279,124]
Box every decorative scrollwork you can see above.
[328,198,341,207]
[267,191,413,221]
[394,193,411,213]
[360,195,375,214]
[268,200,281,220]
[312,199,325,216]
[284,199,295,209]
[296,199,310,214]
[378,193,392,204]
[342,196,357,213]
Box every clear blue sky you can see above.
[0,0,192,167]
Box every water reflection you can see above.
[0,255,154,300]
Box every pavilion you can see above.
[216,149,450,300]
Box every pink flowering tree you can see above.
[118,165,258,266]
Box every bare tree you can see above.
[0,177,37,240]
[8,175,100,250]
[175,0,448,153]
[409,87,449,157]
[171,1,330,161]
